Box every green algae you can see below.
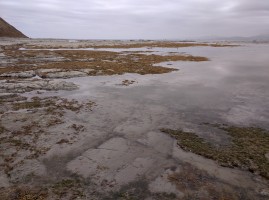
[161,126,269,179]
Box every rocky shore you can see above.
[0,39,268,200]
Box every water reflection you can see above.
[28,43,269,128]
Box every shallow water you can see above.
[20,43,269,155]
[50,43,269,130]
[9,43,269,197]
[60,43,269,193]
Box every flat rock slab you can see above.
[67,137,164,189]
[0,79,78,93]
[0,70,35,78]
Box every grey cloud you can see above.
[0,0,268,39]
[233,0,269,12]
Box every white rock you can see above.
[36,68,88,78]
[36,68,62,74]
[0,70,35,78]
[44,71,87,78]
[0,79,78,93]
[79,68,95,74]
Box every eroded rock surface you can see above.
[0,79,78,93]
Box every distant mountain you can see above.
[0,17,28,38]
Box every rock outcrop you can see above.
[0,79,78,93]
[0,17,28,38]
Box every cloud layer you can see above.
[1,0,269,39]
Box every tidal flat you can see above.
[0,39,269,199]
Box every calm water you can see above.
[57,43,268,130]
[25,43,269,130]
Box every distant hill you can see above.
[250,34,269,41]
[0,17,28,38]
[198,34,269,42]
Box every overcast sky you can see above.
[1,0,269,39]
